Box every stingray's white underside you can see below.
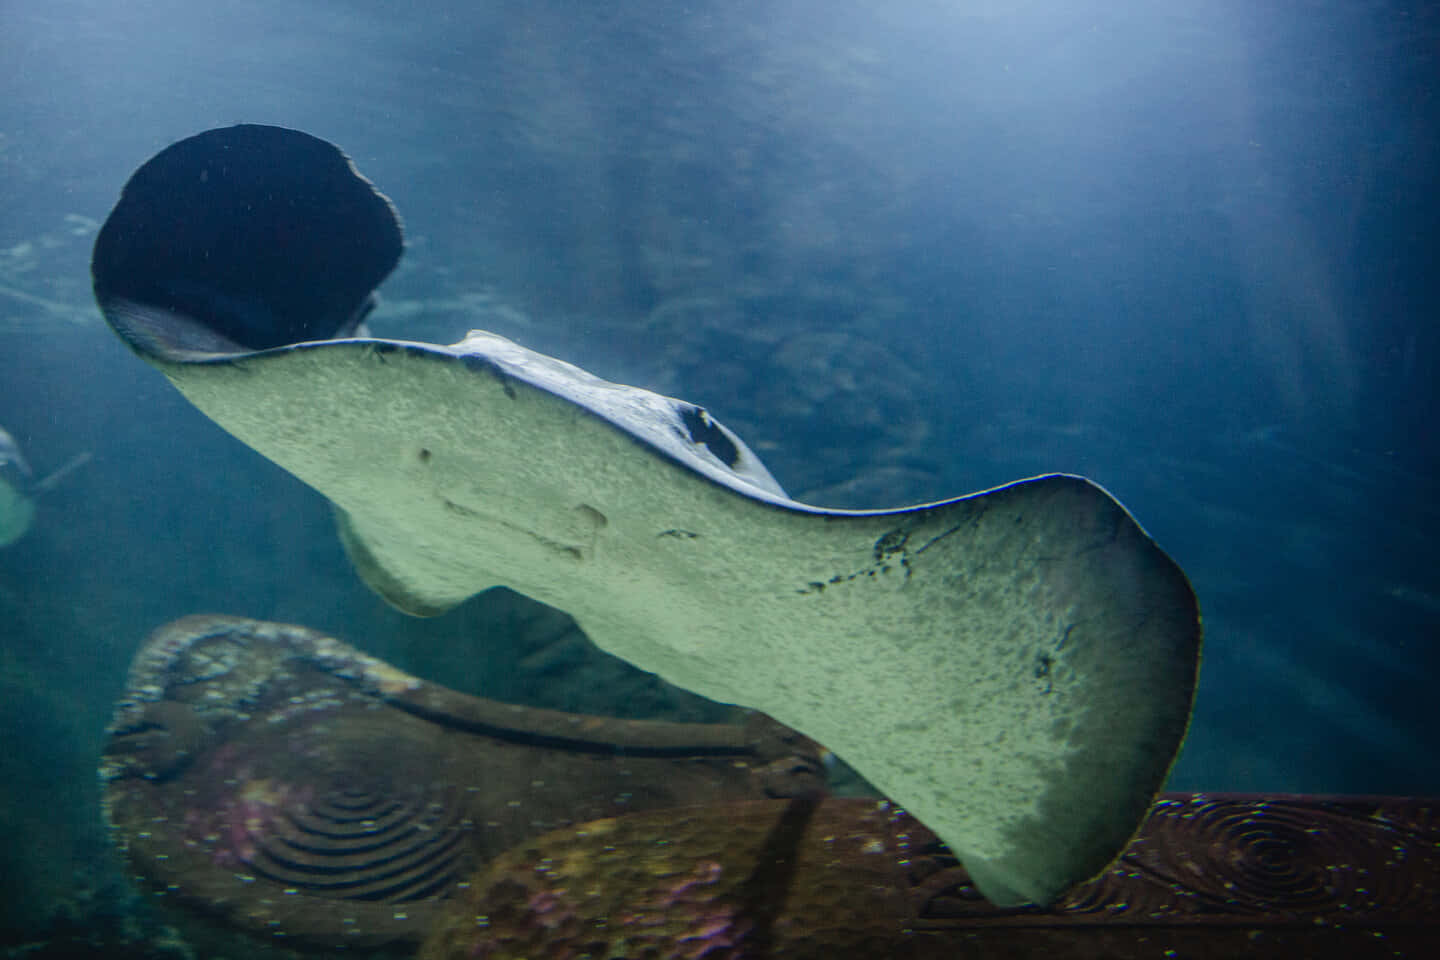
[150,332,1200,907]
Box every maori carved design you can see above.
[421,795,1440,959]
[102,616,1438,956]
[100,615,823,949]
[906,793,1440,927]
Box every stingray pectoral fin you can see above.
[334,507,453,617]
[145,338,1201,907]
[91,124,401,357]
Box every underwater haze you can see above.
[1,0,1437,951]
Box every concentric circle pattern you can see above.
[100,615,805,949]
[1139,795,1368,913]
[909,793,1440,927]
[246,782,470,903]
[1127,794,1440,919]
[102,618,1439,951]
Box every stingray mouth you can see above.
[92,124,403,360]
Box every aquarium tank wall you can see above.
[0,0,1436,955]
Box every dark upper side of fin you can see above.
[92,125,403,357]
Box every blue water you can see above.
[1,0,1436,951]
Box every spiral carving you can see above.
[102,617,1438,953]
[101,615,808,948]
[1126,794,1438,918]
[246,782,470,902]
[907,793,1440,926]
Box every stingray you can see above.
[0,425,33,480]
[0,424,89,547]
[0,472,33,547]
[0,426,34,546]
[92,124,1202,907]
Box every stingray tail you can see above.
[32,451,92,495]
